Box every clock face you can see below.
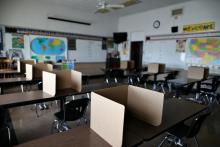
[153,20,160,29]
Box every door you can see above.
[0,27,3,51]
[130,41,143,71]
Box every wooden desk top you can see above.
[15,126,111,147]
[0,69,20,74]
[0,83,121,108]
[125,99,207,141]
[0,77,41,85]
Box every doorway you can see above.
[130,41,143,71]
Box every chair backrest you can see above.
[64,98,90,121]
[186,112,210,138]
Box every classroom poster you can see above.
[12,35,24,49]
[186,38,220,65]
[176,39,186,52]
[29,35,67,62]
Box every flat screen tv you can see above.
[113,32,127,44]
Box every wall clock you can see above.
[153,20,160,29]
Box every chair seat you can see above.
[200,88,214,93]
[54,111,82,122]
[168,123,190,138]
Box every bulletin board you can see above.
[186,37,220,65]
[29,35,67,62]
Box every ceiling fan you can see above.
[95,0,141,14]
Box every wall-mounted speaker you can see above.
[113,32,127,44]
[171,26,178,33]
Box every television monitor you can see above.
[113,32,127,44]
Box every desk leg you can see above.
[20,85,24,93]
[0,85,4,95]
[196,81,201,100]
[153,75,157,90]
[60,97,66,112]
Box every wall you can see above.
[118,0,220,68]
[0,0,118,61]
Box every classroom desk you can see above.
[0,70,21,78]
[0,83,120,108]
[15,126,111,147]
[0,83,207,147]
[0,77,41,94]
[130,70,177,89]
[13,99,207,147]
[124,99,207,143]
[168,78,201,98]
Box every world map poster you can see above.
[30,35,67,62]
[187,38,220,65]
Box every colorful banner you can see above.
[183,22,215,33]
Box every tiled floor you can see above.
[4,82,220,147]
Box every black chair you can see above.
[105,69,124,84]
[127,71,141,86]
[158,112,210,147]
[0,109,11,147]
[33,82,49,117]
[172,82,195,99]
[51,98,89,133]
[199,79,220,105]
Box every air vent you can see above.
[172,8,183,16]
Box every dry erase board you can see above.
[68,39,106,62]
[143,40,186,68]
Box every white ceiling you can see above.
[39,0,193,16]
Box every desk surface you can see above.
[0,77,41,85]
[125,99,207,141]
[0,83,120,108]
[15,126,111,147]
[0,69,20,74]
[168,78,200,86]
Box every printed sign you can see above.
[183,22,215,33]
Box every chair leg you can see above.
[194,136,199,147]
[161,84,165,94]
[114,77,118,83]
[105,78,109,84]
[6,126,11,146]
[35,104,40,117]
[158,136,168,147]
[20,84,24,92]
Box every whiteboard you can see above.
[68,39,106,62]
[143,40,187,68]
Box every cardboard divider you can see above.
[33,63,53,79]
[17,60,21,72]
[43,71,56,96]
[90,92,125,147]
[91,85,164,146]
[127,86,164,126]
[20,60,35,74]
[188,66,209,80]
[25,64,33,80]
[52,70,82,92]
[148,63,165,73]
[120,61,128,69]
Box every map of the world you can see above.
[188,38,220,65]
[31,37,66,55]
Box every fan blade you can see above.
[95,8,110,14]
[107,4,125,9]
[122,0,141,7]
